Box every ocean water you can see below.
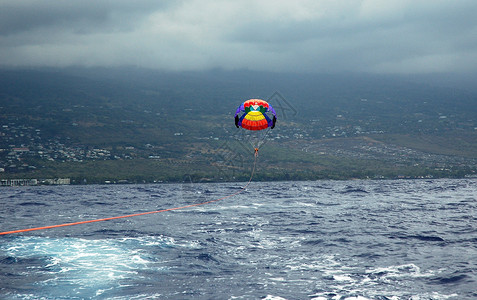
[0,179,476,299]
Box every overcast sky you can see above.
[1,0,477,74]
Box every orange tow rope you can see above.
[0,156,258,236]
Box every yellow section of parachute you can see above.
[244,111,265,121]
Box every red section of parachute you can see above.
[241,118,269,131]
[243,99,269,109]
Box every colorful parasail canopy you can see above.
[235,99,277,131]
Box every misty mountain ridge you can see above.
[1,67,476,137]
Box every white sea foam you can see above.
[365,263,436,279]
[0,235,185,298]
[263,295,288,300]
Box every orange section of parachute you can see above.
[241,117,268,130]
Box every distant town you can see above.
[1,178,70,187]
[1,123,118,172]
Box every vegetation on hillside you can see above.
[1,68,476,183]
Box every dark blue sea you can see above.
[1,179,476,299]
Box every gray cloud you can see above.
[1,0,477,74]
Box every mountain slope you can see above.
[1,68,476,182]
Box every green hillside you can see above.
[1,68,476,183]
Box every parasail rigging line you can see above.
[0,155,258,236]
[255,127,272,149]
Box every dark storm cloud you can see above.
[1,0,476,74]
[0,1,172,35]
